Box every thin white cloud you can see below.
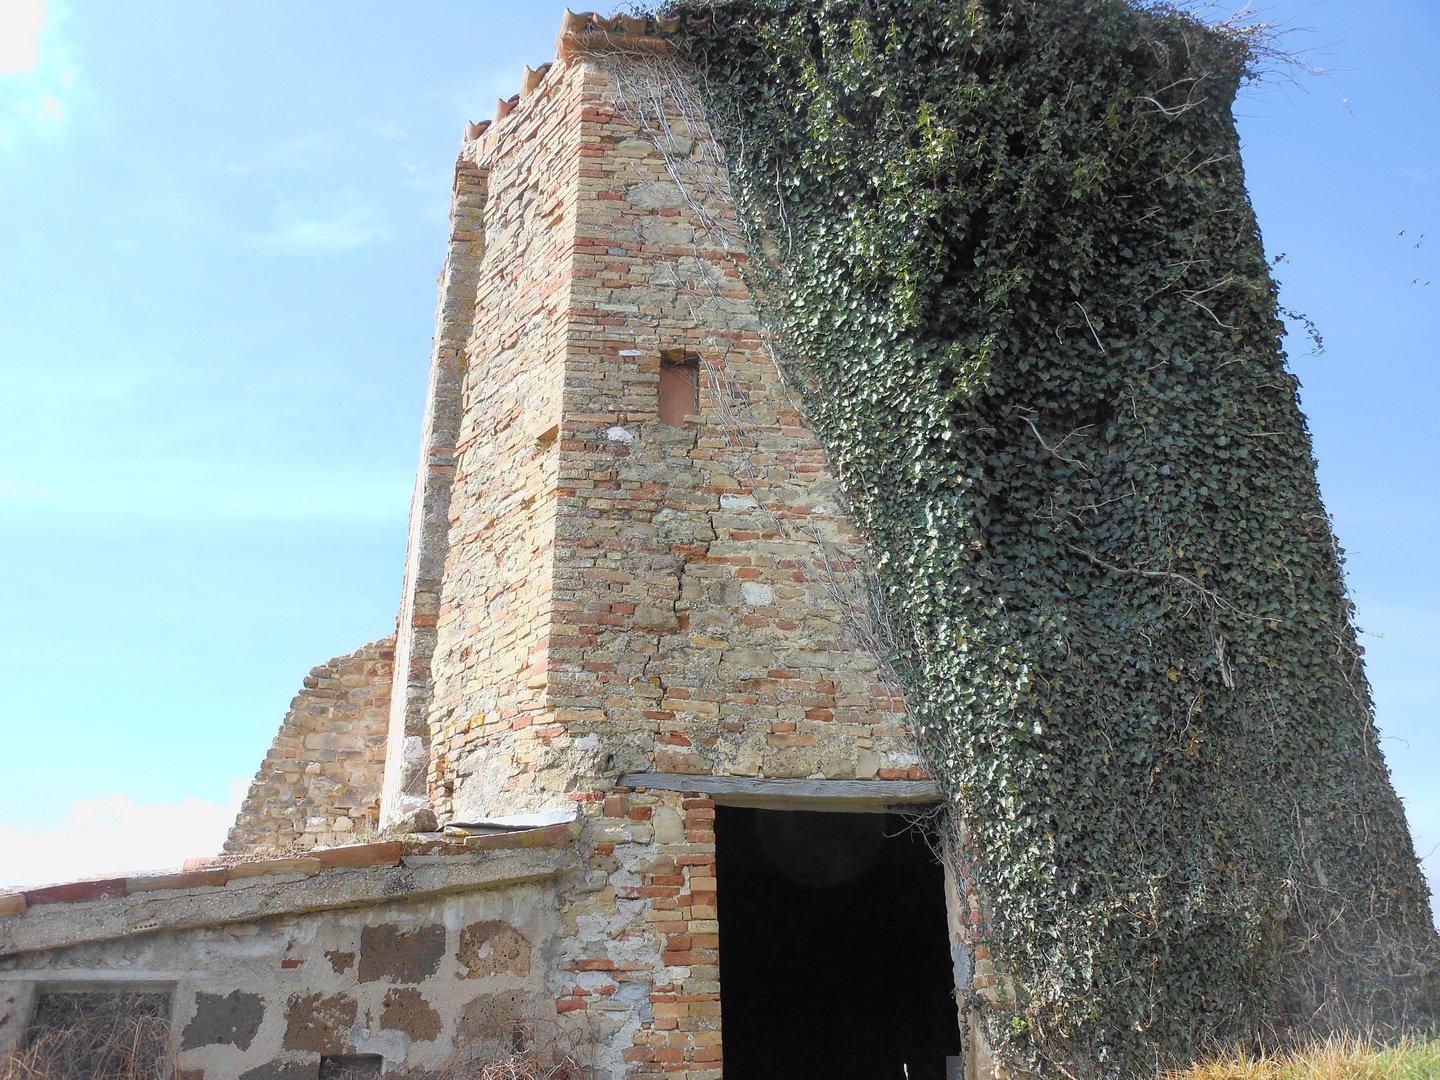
[257,199,392,255]
[0,0,47,76]
[0,0,75,145]
[0,780,248,890]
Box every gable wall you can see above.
[434,52,925,824]
[416,49,937,1080]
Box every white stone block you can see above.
[741,582,773,605]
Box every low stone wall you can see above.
[226,639,394,854]
[0,836,579,1078]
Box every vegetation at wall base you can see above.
[658,0,1440,1074]
[1160,1035,1440,1080]
[0,1017,177,1080]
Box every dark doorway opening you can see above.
[715,806,961,1080]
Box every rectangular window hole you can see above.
[659,350,700,427]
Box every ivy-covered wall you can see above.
[660,0,1440,1073]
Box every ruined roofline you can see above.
[0,820,579,931]
[0,821,580,958]
[458,8,696,151]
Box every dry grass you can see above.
[429,1018,590,1080]
[1160,1036,1440,1080]
[1,1009,590,1080]
[443,1048,588,1080]
[0,1016,178,1080]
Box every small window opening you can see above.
[320,1054,384,1078]
[25,989,174,1079]
[659,349,700,427]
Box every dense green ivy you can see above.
[658,0,1440,1073]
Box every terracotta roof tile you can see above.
[466,8,702,151]
[24,878,127,906]
[555,7,687,60]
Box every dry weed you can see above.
[1160,1035,1440,1080]
[422,1017,590,1080]
[0,1015,178,1080]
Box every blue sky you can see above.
[0,1,1435,902]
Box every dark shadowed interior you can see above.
[715,807,961,1080]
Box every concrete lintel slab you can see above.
[617,773,943,811]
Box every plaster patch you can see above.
[741,582,773,605]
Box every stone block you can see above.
[652,807,685,844]
[359,923,446,984]
[182,990,265,1051]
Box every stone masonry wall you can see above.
[226,639,394,854]
[424,64,579,822]
[421,35,935,1080]
[547,56,919,788]
[34,19,967,1080]
[433,50,924,825]
[0,850,569,1078]
[380,157,489,828]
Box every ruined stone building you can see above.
[0,13,978,1080]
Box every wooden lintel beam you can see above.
[616,773,943,811]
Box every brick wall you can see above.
[428,47,924,826]
[424,62,579,822]
[89,17,968,1080]
[380,155,489,828]
[417,33,935,1080]
[226,638,394,854]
